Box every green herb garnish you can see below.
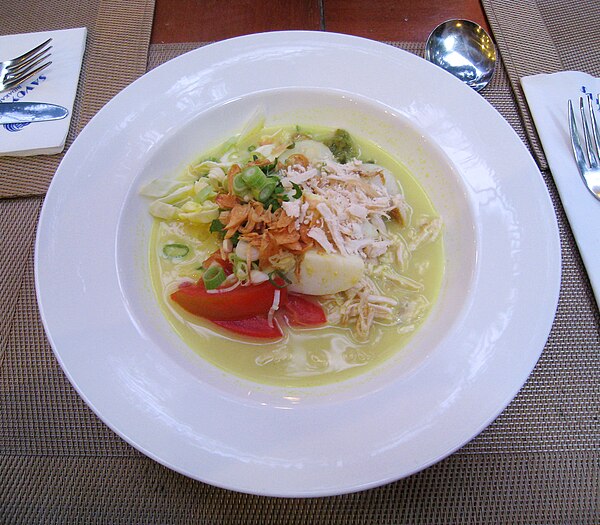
[291,182,303,199]
[209,219,225,235]
[324,129,358,164]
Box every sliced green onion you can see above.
[203,265,226,290]
[232,173,249,194]
[268,270,291,289]
[163,243,189,259]
[241,165,266,188]
[234,260,249,281]
[253,176,277,202]
[259,185,275,201]
[247,145,256,152]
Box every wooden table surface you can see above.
[151,0,490,44]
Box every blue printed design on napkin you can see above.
[580,86,600,109]
[4,122,30,132]
[1,74,47,132]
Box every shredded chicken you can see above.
[321,276,398,341]
[277,158,412,266]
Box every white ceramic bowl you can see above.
[35,31,560,496]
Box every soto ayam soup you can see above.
[142,120,444,387]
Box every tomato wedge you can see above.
[171,280,288,321]
[212,316,283,340]
[282,294,327,327]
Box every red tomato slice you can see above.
[212,316,283,340]
[282,294,327,327]
[171,280,288,321]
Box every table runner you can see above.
[0,0,155,198]
[1,36,598,523]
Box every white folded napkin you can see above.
[0,27,87,156]
[521,72,600,310]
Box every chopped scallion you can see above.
[203,265,226,290]
[163,243,189,259]
[255,177,278,202]
[232,173,248,195]
[241,165,266,188]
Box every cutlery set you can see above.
[0,38,69,124]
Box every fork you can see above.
[568,94,600,201]
[0,38,53,93]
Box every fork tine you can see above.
[8,52,51,76]
[568,100,587,170]
[580,96,599,169]
[1,61,52,91]
[8,47,52,73]
[7,38,52,66]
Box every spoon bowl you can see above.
[425,19,496,91]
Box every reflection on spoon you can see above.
[425,19,497,92]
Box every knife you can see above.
[0,102,69,124]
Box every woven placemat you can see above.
[0,0,155,199]
[481,0,600,171]
[1,41,598,523]
[1,452,596,523]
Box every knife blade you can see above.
[0,102,69,124]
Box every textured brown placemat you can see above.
[1,42,599,524]
[1,452,596,523]
[481,0,600,171]
[0,0,156,199]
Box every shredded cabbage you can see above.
[178,201,220,224]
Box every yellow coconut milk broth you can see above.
[149,127,444,387]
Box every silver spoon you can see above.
[425,19,497,91]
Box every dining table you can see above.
[1,1,599,523]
